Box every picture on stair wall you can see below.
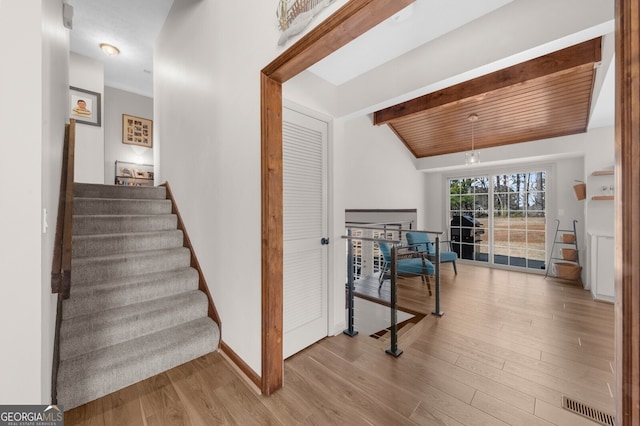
[70,86,101,126]
[122,114,153,148]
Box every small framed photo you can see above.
[70,86,101,126]
[122,114,153,148]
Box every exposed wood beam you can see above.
[263,0,415,83]
[374,37,602,125]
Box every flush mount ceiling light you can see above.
[99,43,120,56]
[465,113,480,166]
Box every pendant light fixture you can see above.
[465,113,480,165]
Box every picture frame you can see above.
[122,114,153,148]
[70,86,101,126]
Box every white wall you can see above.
[339,115,426,219]
[156,0,278,375]
[104,87,153,184]
[0,0,68,404]
[155,0,360,375]
[70,52,104,183]
[41,0,69,403]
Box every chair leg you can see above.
[425,274,432,296]
[452,260,458,275]
[378,264,387,289]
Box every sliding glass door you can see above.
[449,170,547,271]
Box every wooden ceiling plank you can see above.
[373,37,601,125]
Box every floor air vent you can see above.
[562,396,615,426]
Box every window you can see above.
[449,170,547,271]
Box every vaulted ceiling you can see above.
[373,37,602,159]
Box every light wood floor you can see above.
[65,263,615,425]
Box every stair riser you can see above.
[74,198,173,215]
[73,215,177,235]
[71,249,191,284]
[60,292,209,360]
[73,230,184,258]
[74,183,166,200]
[63,268,199,319]
[57,318,219,410]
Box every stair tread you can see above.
[72,246,190,264]
[74,198,172,215]
[72,229,184,258]
[60,291,209,360]
[68,266,197,293]
[73,214,178,236]
[71,247,191,285]
[57,317,219,410]
[74,183,166,200]
[63,267,199,318]
[62,290,207,331]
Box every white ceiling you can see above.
[68,0,614,128]
[308,0,514,86]
[68,0,174,97]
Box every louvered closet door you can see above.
[282,107,328,359]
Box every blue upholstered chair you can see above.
[377,241,434,295]
[406,232,458,275]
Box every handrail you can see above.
[345,221,412,228]
[51,119,75,298]
[161,182,222,332]
[51,119,76,405]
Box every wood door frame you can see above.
[261,4,640,421]
[615,1,640,424]
[260,0,415,395]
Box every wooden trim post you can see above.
[615,1,640,424]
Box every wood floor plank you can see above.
[165,360,238,425]
[471,391,554,426]
[409,402,465,426]
[63,265,615,425]
[534,398,607,426]
[355,343,477,405]
[287,351,417,425]
[502,360,613,413]
[455,355,565,408]
[137,373,191,426]
[212,380,279,425]
[540,350,614,375]
[304,343,422,418]
[415,331,506,370]
[408,342,535,413]
[101,384,146,426]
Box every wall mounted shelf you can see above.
[592,170,614,176]
[592,195,614,201]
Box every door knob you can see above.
[321,237,330,245]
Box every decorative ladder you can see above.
[545,219,582,282]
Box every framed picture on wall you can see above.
[69,86,101,126]
[122,114,153,148]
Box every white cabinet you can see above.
[590,233,615,302]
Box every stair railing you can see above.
[51,119,76,405]
[342,224,445,357]
[51,119,76,299]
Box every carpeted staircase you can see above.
[56,183,220,410]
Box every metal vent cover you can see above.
[562,396,615,426]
